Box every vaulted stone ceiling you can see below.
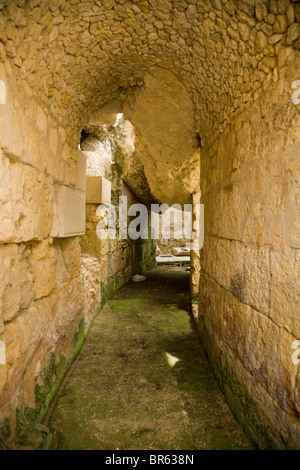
[1,0,299,203]
[1,0,299,139]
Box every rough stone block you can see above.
[270,249,300,339]
[86,176,111,204]
[0,80,6,104]
[51,184,86,238]
[0,150,53,242]
[59,237,81,279]
[290,212,300,248]
[32,239,55,300]
[172,246,190,256]
[76,149,87,192]
[0,243,34,322]
[244,245,270,315]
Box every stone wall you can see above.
[81,184,156,326]
[0,59,155,448]
[80,115,156,328]
[1,0,299,150]
[0,59,86,448]
[1,0,300,450]
[198,51,300,449]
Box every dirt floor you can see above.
[47,266,253,450]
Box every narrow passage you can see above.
[48,266,253,450]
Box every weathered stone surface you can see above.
[32,239,55,300]
[198,272,300,449]
[270,249,300,339]
[0,0,294,154]
[0,243,34,322]
[0,0,299,451]
[199,54,300,448]
[123,67,200,205]
[0,149,53,243]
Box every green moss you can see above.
[111,143,125,178]
[100,274,123,308]
[13,312,89,448]
[198,329,285,450]
[0,417,11,447]
[138,240,156,273]
[71,316,85,353]
[221,371,282,450]
[15,407,40,448]
[48,267,253,450]
[9,234,156,448]
[14,271,130,447]
[43,431,53,450]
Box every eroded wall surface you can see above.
[81,134,157,327]
[0,60,155,448]
[198,51,300,449]
[0,60,87,448]
[0,0,300,450]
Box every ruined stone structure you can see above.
[0,0,299,449]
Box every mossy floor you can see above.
[47,266,253,450]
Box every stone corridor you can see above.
[0,0,300,450]
[46,267,252,450]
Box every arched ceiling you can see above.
[1,0,299,143]
[0,1,299,204]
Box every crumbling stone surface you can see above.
[0,0,299,146]
[198,53,300,449]
[123,66,200,204]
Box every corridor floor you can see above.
[47,266,253,450]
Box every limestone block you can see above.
[0,79,5,104]
[48,127,58,156]
[54,277,83,331]
[32,239,55,300]
[0,340,6,364]
[0,361,7,395]
[244,246,271,315]
[50,184,86,238]
[290,212,300,249]
[64,187,85,237]
[64,148,78,187]
[0,99,39,168]
[46,145,65,183]
[200,271,299,418]
[202,191,223,237]
[0,72,42,170]
[219,184,241,240]
[51,184,64,238]
[242,304,299,416]
[202,237,246,301]
[86,176,111,204]
[172,246,190,256]
[76,148,87,192]
[53,241,70,284]
[1,293,57,387]
[59,237,81,279]
[88,99,122,127]
[36,105,47,136]
[0,243,34,322]
[0,150,53,242]
[270,249,300,339]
